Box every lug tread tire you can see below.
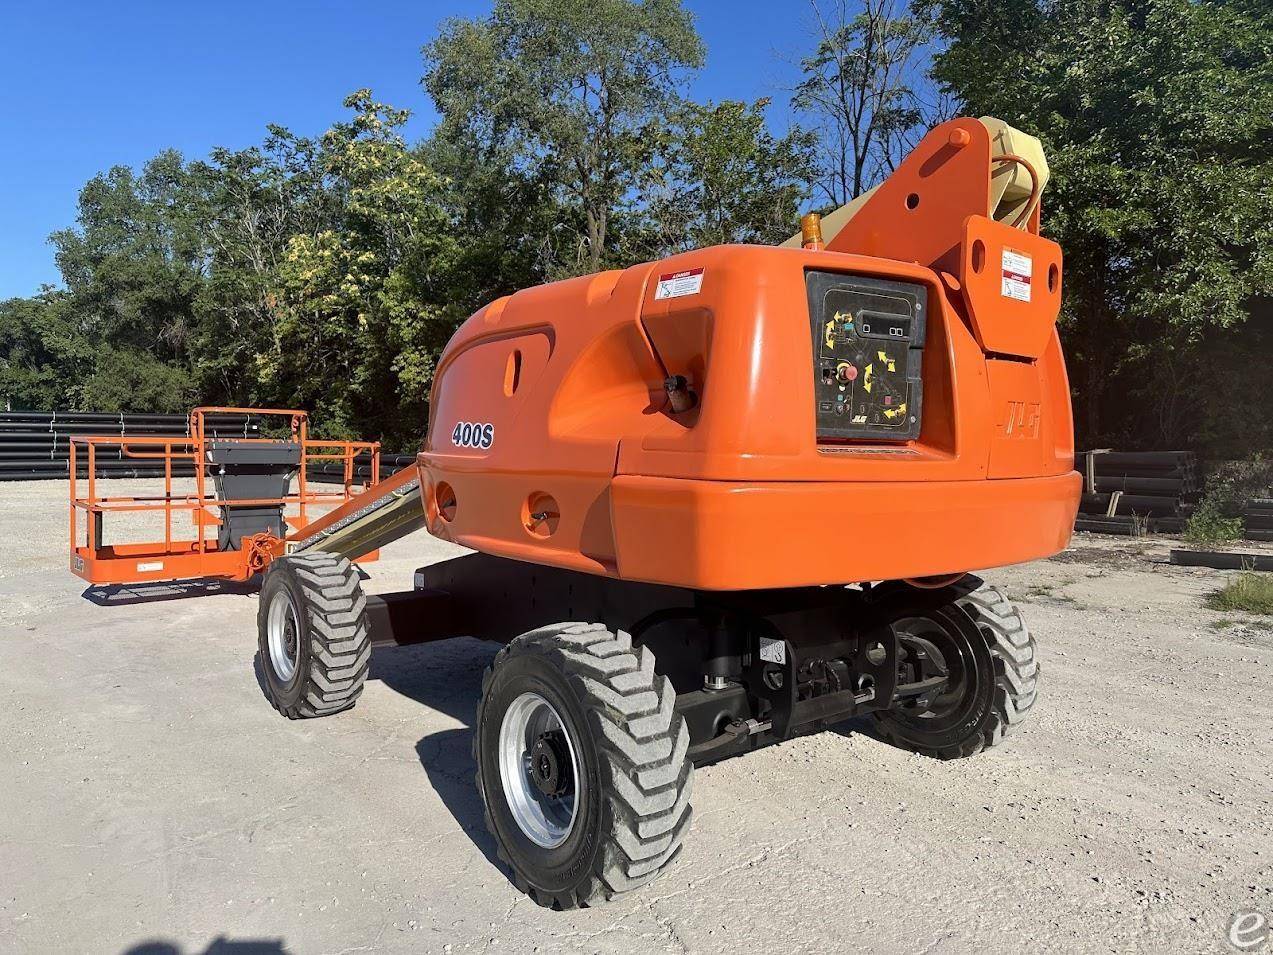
[475,623,694,910]
[258,553,370,720]
[880,584,1039,760]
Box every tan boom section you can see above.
[782,117,1050,249]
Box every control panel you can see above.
[805,271,926,442]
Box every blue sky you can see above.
[0,0,815,299]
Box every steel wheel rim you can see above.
[498,691,580,848]
[892,614,973,726]
[267,589,301,684]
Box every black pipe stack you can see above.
[0,411,260,481]
[307,453,416,485]
[1073,450,1199,535]
[1245,499,1273,543]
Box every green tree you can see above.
[424,0,705,275]
[644,99,817,252]
[794,0,935,205]
[186,126,337,406]
[0,292,93,410]
[268,91,460,445]
[44,151,207,412]
[927,0,1273,452]
[3,10,829,450]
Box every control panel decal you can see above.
[806,271,926,442]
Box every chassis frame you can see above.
[357,551,969,765]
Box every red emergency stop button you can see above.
[836,362,858,382]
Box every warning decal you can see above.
[759,636,786,665]
[655,267,705,300]
[1001,248,1032,302]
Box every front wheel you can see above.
[875,578,1038,758]
[474,623,693,909]
[256,552,371,719]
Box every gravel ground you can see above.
[1,479,1270,954]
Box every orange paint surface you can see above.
[420,122,1079,590]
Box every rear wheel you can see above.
[474,623,693,909]
[256,552,371,719]
[875,578,1038,758]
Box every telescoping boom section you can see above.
[68,407,423,586]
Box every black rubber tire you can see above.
[474,623,693,909]
[875,580,1038,759]
[256,552,371,719]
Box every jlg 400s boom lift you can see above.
[146,117,1083,908]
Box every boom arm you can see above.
[782,117,1051,256]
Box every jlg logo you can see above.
[451,421,494,449]
[1002,401,1040,439]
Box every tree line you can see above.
[1,0,1268,455]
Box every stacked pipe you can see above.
[1245,499,1273,543]
[307,453,416,485]
[1073,451,1199,536]
[0,411,260,481]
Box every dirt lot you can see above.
[1,479,1270,954]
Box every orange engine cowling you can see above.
[418,119,1081,591]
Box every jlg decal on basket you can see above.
[654,267,705,300]
[451,421,494,449]
[1001,248,1032,302]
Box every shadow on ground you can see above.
[123,938,287,955]
[82,578,260,607]
[828,713,886,744]
[80,564,368,608]
[369,638,507,876]
[364,637,885,876]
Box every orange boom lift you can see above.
[74,118,1081,909]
